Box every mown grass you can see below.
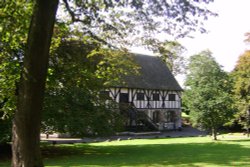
[1,137,250,167]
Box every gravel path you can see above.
[41,126,207,144]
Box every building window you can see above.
[169,94,176,101]
[137,93,145,100]
[153,93,160,101]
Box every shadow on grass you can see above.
[42,141,250,167]
[217,139,250,142]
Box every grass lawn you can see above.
[1,136,250,167]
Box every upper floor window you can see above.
[169,94,176,101]
[153,93,160,101]
[137,93,145,100]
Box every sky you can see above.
[132,0,250,86]
[179,0,250,72]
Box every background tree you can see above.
[183,50,234,140]
[0,1,32,145]
[157,41,187,76]
[0,0,216,166]
[231,50,250,137]
[11,1,59,166]
[42,39,138,137]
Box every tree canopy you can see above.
[42,39,138,136]
[232,50,250,103]
[231,50,250,136]
[58,0,216,47]
[183,50,234,140]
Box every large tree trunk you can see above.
[12,0,59,166]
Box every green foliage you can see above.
[91,49,140,86]
[183,50,235,139]
[232,51,250,102]
[42,39,137,136]
[231,50,250,131]
[60,0,216,48]
[0,1,33,143]
[0,0,32,115]
[0,1,32,48]
[42,86,124,137]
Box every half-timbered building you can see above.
[105,54,183,131]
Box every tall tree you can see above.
[11,0,59,166]
[0,0,216,166]
[183,50,234,140]
[231,50,250,137]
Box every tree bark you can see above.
[212,127,217,140]
[12,0,59,166]
[247,108,250,138]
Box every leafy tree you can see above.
[0,0,216,166]
[0,0,31,110]
[183,50,234,140]
[157,41,187,76]
[231,50,250,137]
[42,39,137,137]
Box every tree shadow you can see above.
[42,140,250,167]
[217,139,250,142]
